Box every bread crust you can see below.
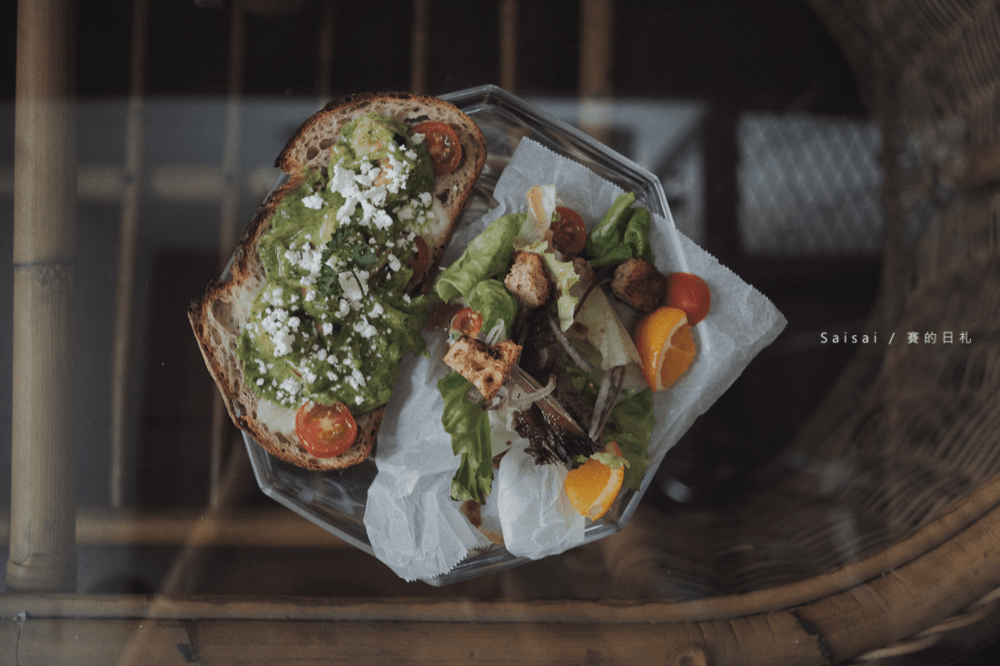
[189,92,487,471]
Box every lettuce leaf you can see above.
[602,388,654,491]
[585,192,635,267]
[467,279,519,343]
[584,193,655,268]
[622,206,654,264]
[438,371,493,503]
[435,213,526,303]
[526,240,581,331]
[571,283,642,370]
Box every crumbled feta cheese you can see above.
[329,161,397,229]
[258,307,298,357]
[285,244,324,279]
[267,287,285,308]
[353,316,377,339]
[279,377,301,398]
[302,193,325,210]
[338,271,365,302]
[247,123,437,410]
[348,367,367,389]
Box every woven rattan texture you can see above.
[612,0,1000,601]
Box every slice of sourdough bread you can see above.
[189,92,487,471]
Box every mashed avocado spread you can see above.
[237,113,438,413]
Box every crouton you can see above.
[444,337,522,400]
[504,250,551,309]
[611,257,666,312]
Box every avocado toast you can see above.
[189,92,487,471]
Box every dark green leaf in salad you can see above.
[467,278,519,341]
[599,388,654,491]
[584,192,655,268]
[439,371,493,504]
[435,213,526,303]
[568,359,654,492]
[621,206,654,265]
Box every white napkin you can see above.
[363,138,787,581]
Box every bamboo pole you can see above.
[219,0,246,264]
[0,507,348,549]
[316,0,337,101]
[578,0,615,146]
[8,0,78,592]
[208,1,247,508]
[410,0,429,94]
[499,0,518,93]
[109,0,150,509]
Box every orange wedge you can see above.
[634,306,697,391]
[564,442,625,520]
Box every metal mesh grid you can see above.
[738,114,883,255]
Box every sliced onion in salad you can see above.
[546,308,594,375]
[589,364,627,442]
[485,372,557,413]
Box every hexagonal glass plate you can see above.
[244,85,673,584]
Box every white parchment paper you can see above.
[363,138,787,581]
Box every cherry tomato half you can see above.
[450,306,483,338]
[294,400,357,458]
[551,207,587,258]
[413,121,462,177]
[664,272,711,326]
